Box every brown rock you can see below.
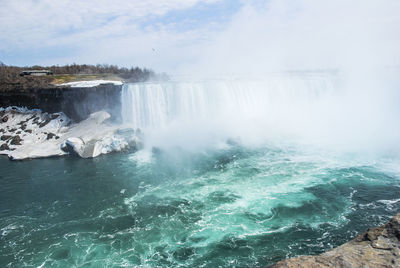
[269,214,400,268]
[18,119,28,125]
[0,143,9,151]
[10,135,22,145]
[1,135,12,141]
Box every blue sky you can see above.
[0,0,244,68]
[0,0,399,75]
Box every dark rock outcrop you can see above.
[10,135,22,145]
[1,135,12,141]
[39,118,51,128]
[0,83,122,122]
[46,133,56,140]
[0,143,9,151]
[269,213,400,268]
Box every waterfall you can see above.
[121,73,339,130]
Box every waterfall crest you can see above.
[121,73,338,130]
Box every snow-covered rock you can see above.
[58,80,123,88]
[0,107,138,160]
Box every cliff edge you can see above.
[269,213,400,268]
[0,83,122,122]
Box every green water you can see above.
[1,144,399,267]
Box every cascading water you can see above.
[121,72,345,150]
[121,73,338,129]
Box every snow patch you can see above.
[58,80,123,87]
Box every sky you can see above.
[1,0,399,75]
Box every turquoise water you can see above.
[1,144,400,267]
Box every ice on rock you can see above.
[60,112,138,158]
[0,107,138,160]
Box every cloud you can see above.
[1,0,399,76]
[0,0,225,67]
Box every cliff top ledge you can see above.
[0,73,124,92]
[0,63,166,92]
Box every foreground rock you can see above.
[269,213,400,268]
[0,107,139,160]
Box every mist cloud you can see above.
[182,0,400,76]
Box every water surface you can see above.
[1,144,399,267]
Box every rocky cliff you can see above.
[269,213,400,268]
[0,83,122,122]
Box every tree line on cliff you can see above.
[0,63,168,90]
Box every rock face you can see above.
[0,83,122,122]
[269,213,400,268]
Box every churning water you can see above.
[1,73,400,267]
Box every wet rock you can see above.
[269,214,400,268]
[10,135,22,145]
[39,118,51,128]
[0,143,10,151]
[50,114,60,120]
[32,117,40,124]
[46,133,56,140]
[1,135,12,141]
[60,137,84,156]
[1,116,8,123]
[18,119,28,125]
